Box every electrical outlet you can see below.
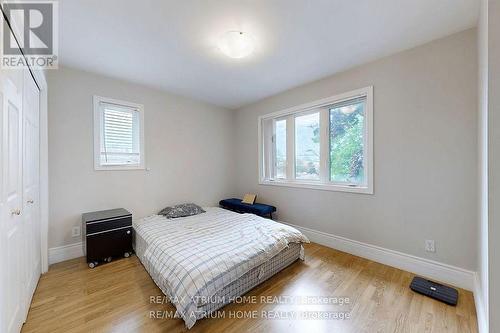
[425,240,435,253]
[71,226,81,237]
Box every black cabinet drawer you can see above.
[86,226,133,261]
[86,216,132,234]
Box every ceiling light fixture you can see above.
[218,31,255,59]
[339,105,357,115]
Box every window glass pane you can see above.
[101,105,140,166]
[275,119,286,179]
[261,117,274,179]
[295,112,320,180]
[329,99,365,184]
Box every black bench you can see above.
[219,198,276,219]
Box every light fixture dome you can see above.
[339,105,357,115]
[218,31,255,59]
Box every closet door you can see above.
[22,68,41,311]
[0,66,25,333]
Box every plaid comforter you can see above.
[133,207,309,329]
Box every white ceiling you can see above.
[60,0,479,109]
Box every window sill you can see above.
[94,164,146,171]
[259,179,373,194]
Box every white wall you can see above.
[233,29,478,271]
[477,0,489,330]
[488,0,500,330]
[47,67,235,248]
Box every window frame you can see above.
[258,86,373,194]
[93,95,145,171]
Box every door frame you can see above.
[30,70,48,273]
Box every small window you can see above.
[93,96,145,170]
[259,87,373,194]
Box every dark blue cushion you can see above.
[219,198,276,216]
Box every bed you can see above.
[133,207,309,329]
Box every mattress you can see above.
[132,208,308,328]
[196,242,301,315]
[135,231,302,318]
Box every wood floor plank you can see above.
[22,243,478,333]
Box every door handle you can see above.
[11,209,21,216]
[27,199,34,204]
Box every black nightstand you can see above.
[82,208,133,268]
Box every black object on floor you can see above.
[410,276,458,306]
[82,208,133,268]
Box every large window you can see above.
[93,96,145,170]
[259,87,373,194]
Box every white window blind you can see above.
[101,104,139,165]
[94,96,145,170]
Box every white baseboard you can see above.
[473,273,488,333]
[48,242,84,265]
[284,222,475,291]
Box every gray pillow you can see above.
[158,203,205,219]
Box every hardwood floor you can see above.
[22,243,478,333]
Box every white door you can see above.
[0,66,25,333]
[22,69,41,315]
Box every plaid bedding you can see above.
[133,207,309,329]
